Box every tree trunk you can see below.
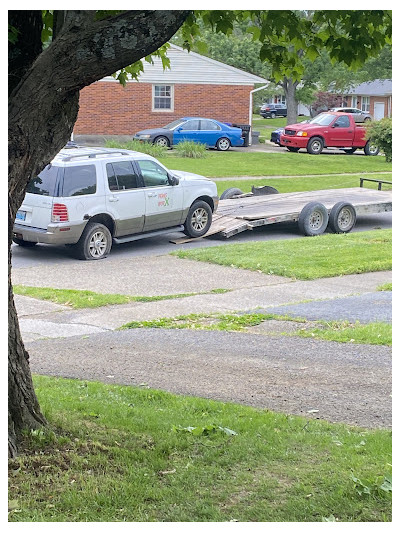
[8,10,190,457]
[282,77,299,125]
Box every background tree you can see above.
[8,9,392,457]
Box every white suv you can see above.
[13,146,219,260]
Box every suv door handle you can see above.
[147,192,157,197]
[108,195,119,202]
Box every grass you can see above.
[105,139,168,158]
[13,285,229,309]
[158,151,391,178]
[214,173,392,196]
[8,375,392,522]
[119,312,391,346]
[377,283,392,291]
[173,229,392,281]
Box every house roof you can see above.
[102,44,268,86]
[346,79,392,96]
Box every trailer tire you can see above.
[307,137,324,155]
[364,141,379,156]
[298,202,328,236]
[328,202,357,233]
[220,187,243,200]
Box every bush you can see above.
[105,139,168,158]
[365,118,392,162]
[174,140,208,158]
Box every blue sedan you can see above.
[134,117,244,151]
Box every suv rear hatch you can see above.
[16,164,62,229]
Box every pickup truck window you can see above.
[334,116,351,128]
[310,114,335,126]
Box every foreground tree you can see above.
[8,10,392,457]
[8,10,190,457]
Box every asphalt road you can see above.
[11,212,392,269]
[27,328,392,429]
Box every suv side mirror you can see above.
[168,174,179,186]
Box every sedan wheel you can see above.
[154,135,170,147]
[216,137,231,151]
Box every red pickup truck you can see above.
[280,112,379,155]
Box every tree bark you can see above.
[8,10,190,457]
[282,77,299,125]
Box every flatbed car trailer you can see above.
[172,177,391,242]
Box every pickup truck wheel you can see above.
[74,222,112,260]
[328,202,357,233]
[287,147,300,152]
[220,187,243,200]
[298,202,328,236]
[364,141,379,156]
[183,201,212,238]
[270,112,276,119]
[216,137,231,151]
[153,135,170,147]
[12,238,37,247]
[307,137,324,155]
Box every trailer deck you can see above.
[205,187,392,238]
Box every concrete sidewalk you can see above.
[12,254,392,342]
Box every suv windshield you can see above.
[26,165,60,196]
[309,114,335,126]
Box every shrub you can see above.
[365,118,392,162]
[174,140,208,158]
[105,139,168,158]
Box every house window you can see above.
[153,85,173,111]
[361,97,370,112]
[351,96,358,108]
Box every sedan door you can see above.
[136,159,184,231]
[173,119,200,145]
[198,119,223,147]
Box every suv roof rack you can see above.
[61,150,131,162]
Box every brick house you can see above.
[343,79,392,120]
[74,44,267,138]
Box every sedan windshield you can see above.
[162,119,187,130]
[309,114,335,126]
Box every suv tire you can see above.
[183,200,212,238]
[74,222,112,260]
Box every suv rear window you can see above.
[61,164,97,196]
[26,165,61,196]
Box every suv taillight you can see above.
[52,203,69,222]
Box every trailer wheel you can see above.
[220,187,243,200]
[307,137,324,155]
[364,141,379,156]
[328,202,357,233]
[298,202,328,236]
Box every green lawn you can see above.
[173,230,392,281]
[8,375,391,522]
[159,151,391,178]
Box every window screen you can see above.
[154,85,172,110]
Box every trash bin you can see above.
[251,131,260,145]
[232,124,251,147]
